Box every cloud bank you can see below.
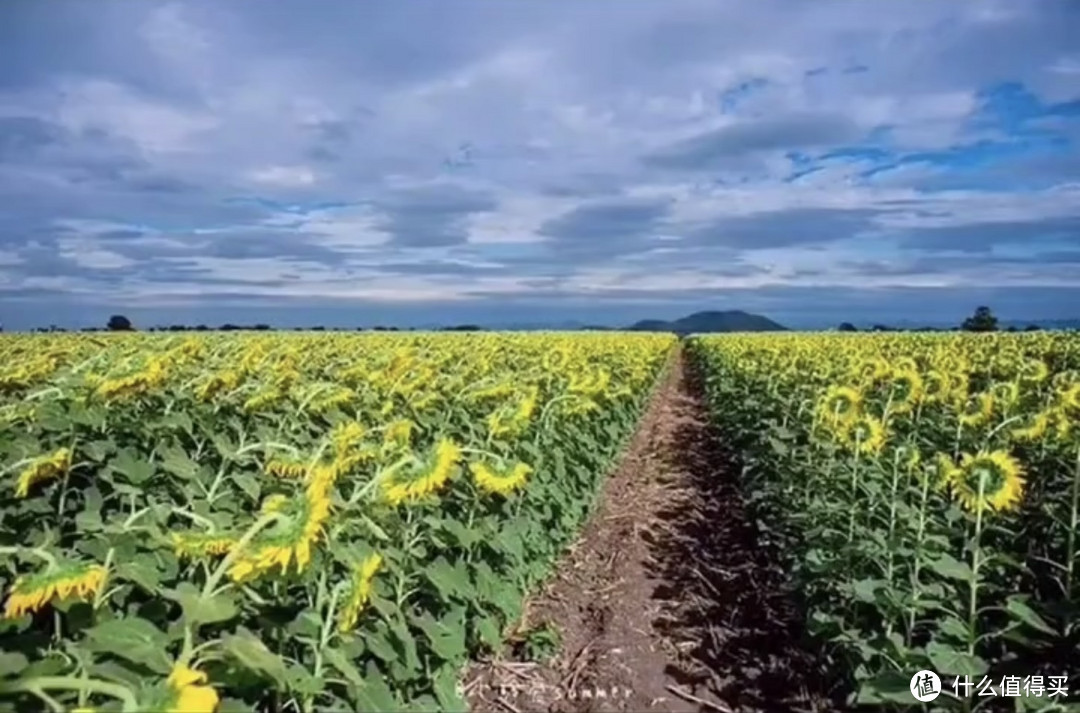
[1,0,1079,328]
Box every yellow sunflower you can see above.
[166,665,219,713]
[946,450,1025,514]
[887,369,923,413]
[922,370,950,403]
[958,392,995,428]
[817,385,863,425]
[838,414,888,455]
[1018,358,1049,384]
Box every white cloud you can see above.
[248,165,318,187]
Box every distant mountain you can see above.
[627,310,787,334]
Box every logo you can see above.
[911,671,941,702]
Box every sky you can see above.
[1,1,1079,331]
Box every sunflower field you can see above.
[0,330,675,712]
[689,332,1080,711]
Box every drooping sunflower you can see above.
[1059,383,1080,416]
[922,370,950,404]
[15,447,72,498]
[1010,410,1053,443]
[171,532,237,560]
[816,385,863,426]
[470,461,532,496]
[886,369,923,413]
[339,553,383,632]
[3,561,106,619]
[991,381,1021,411]
[946,450,1025,514]
[382,438,461,506]
[838,414,888,455]
[853,358,892,387]
[1018,358,1050,384]
[958,392,995,428]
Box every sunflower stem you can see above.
[883,451,903,638]
[1063,447,1080,627]
[963,478,987,713]
[905,470,933,648]
[2,676,139,713]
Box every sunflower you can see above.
[227,471,334,581]
[4,562,106,619]
[854,358,892,386]
[382,438,461,506]
[166,665,219,713]
[381,419,414,451]
[817,385,863,425]
[171,533,236,560]
[470,461,531,496]
[15,447,72,498]
[991,381,1021,411]
[838,414,888,455]
[264,457,308,478]
[1018,358,1050,384]
[886,369,923,413]
[922,370,950,403]
[958,392,995,427]
[1010,410,1052,443]
[946,450,1025,514]
[923,452,959,490]
[331,421,367,454]
[339,553,383,632]
[1060,383,1080,416]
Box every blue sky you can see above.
[1,1,1079,330]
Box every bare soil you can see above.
[464,347,842,713]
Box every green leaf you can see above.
[413,609,467,663]
[926,641,988,677]
[937,615,970,643]
[233,472,261,501]
[84,617,172,674]
[159,445,198,480]
[1006,596,1057,636]
[352,661,398,711]
[109,449,155,485]
[851,578,883,604]
[222,627,289,686]
[74,509,105,533]
[322,647,364,689]
[474,615,502,650]
[0,652,28,678]
[423,556,472,602]
[432,665,467,712]
[365,625,397,664]
[854,670,916,704]
[116,557,162,594]
[927,553,974,582]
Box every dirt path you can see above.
[465,346,838,713]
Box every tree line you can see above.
[837,306,1044,333]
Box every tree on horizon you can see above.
[961,306,998,332]
[107,315,133,331]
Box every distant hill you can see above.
[627,310,787,334]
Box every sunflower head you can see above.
[947,450,1025,514]
[991,380,1021,411]
[838,414,888,455]
[817,385,863,424]
[887,369,923,411]
[958,392,995,428]
[922,370,950,403]
[166,664,219,713]
[1018,358,1050,384]
[1059,383,1080,415]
